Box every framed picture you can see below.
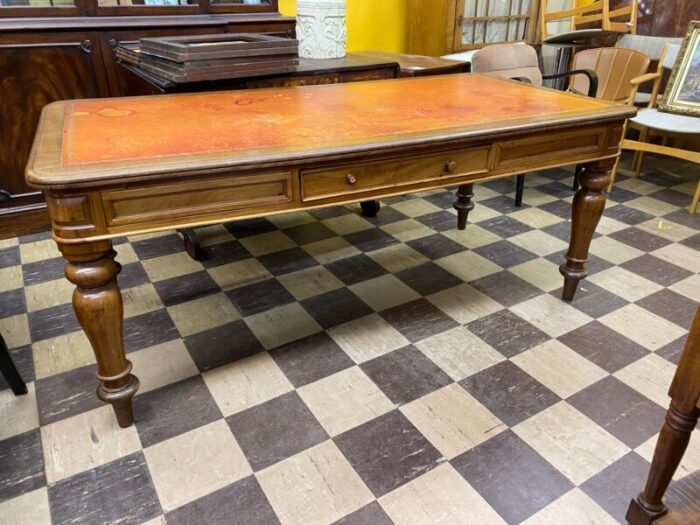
[659,20,700,116]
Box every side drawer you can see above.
[102,171,292,227]
[301,147,490,202]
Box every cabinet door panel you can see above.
[0,36,104,197]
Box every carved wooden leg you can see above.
[454,183,474,230]
[60,241,139,428]
[179,228,205,261]
[627,306,700,525]
[560,159,613,301]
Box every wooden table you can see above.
[26,74,635,428]
[353,51,469,77]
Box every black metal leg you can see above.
[573,164,582,192]
[0,334,27,396]
[514,174,525,207]
[360,200,381,217]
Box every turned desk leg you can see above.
[560,159,613,301]
[455,183,474,230]
[627,306,700,525]
[60,241,139,428]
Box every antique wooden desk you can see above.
[26,75,635,428]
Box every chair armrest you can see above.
[543,69,598,97]
[510,76,533,84]
[630,72,662,86]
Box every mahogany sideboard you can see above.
[26,74,635,428]
[0,11,295,239]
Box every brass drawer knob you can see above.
[346,173,357,185]
[444,160,458,173]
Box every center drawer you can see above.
[301,147,490,202]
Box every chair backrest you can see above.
[570,47,650,102]
[662,43,681,70]
[540,0,637,41]
[615,34,683,62]
[471,43,543,87]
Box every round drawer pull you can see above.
[346,174,357,185]
[444,160,458,173]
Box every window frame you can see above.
[454,0,540,51]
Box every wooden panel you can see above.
[301,147,490,201]
[101,171,293,226]
[494,128,606,169]
[0,36,105,198]
[405,0,457,56]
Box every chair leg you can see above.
[606,155,622,193]
[690,178,700,215]
[572,164,582,191]
[632,128,649,177]
[514,174,525,207]
[0,334,27,396]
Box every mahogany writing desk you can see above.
[26,74,635,427]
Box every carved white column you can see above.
[296,0,347,59]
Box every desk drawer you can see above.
[301,147,490,202]
[102,171,292,227]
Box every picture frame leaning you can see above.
[659,20,700,117]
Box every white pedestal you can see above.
[296,0,347,59]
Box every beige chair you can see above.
[540,0,638,44]
[608,43,700,214]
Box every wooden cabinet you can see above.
[406,0,539,57]
[0,11,294,238]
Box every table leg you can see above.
[560,159,613,301]
[360,200,381,217]
[60,240,139,428]
[454,183,474,230]
[179,228,205,261]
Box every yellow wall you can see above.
[279,0,407,53]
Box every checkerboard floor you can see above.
[1,155,699,525]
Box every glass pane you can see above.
[486,20,509,42]
[0,0,74,6]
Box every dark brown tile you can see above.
[226,278,295,317]
[166,475,280,525]
[22,256,65,286]
[474,240,538,268]
[311,207,351,220]
[36,365,102,426]
[605,205,655,226]
[0,288,25,317]
[636,289,698,330]
[343,228,399,253]
[0,429,45,501]
[648,188,691,207]
[581,452,651,523]
[154,271,219,307]
[406,234,464,260]
[470,271,542,307]
[270,332,354,388]
[18,231,51,244]
[467,309,549,358]
[460,361,560,427]
[568,376,665,448]
[539,199,573,219]
[621,254,692,287]
[0,245,20,269]
[557,281,628,318]
[541,220,571,242]
[481,195,530,214]
[184,320,264,372]
[301,288,373,330]
[536,181,574,199]
[363,206,408,226]
[201,240,251,269]
[117,261,150,289]
[334,410,443,498]
[396,262,463,296]
[0,345,34,393]
[134,375,222,448]
[132,233,185,260]
[28,303,80,342]
[381,299,458,343]
[558,321,649,373]
[662,209,700,229]
[610,227,672,252]
[333,502,393,525]
[478,215,531,237]
[423,189,457,210]
[415,210,459,232]
[48,452,161,525]
[326,254,388,286]
[657,335,687,365]
[283,222,336,245]
[227,392,328,471]
[452,430,572,524]
[680,232,700,251]
[258,248,317,276]
[360,345,452,405]
[607,186,642,203]
[224,217,277,238]
[124,310,179,354]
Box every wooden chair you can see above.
[627,306,700,524]
[607,42,700,213]
[540,0,638,44]
[0,333,27,396]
